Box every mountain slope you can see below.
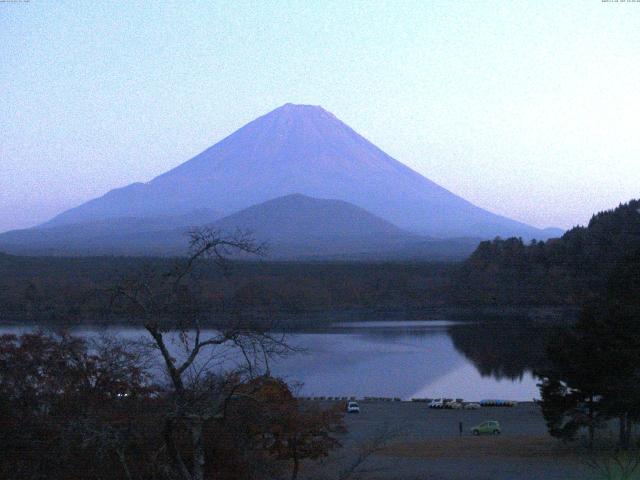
[0,209,222,256]
[43,103,557,239]
[0,194,479,259]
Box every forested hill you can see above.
[454,199,640,306]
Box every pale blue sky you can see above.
[1,1,639,233]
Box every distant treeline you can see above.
[1,199,638,325]
[0,255,456,324]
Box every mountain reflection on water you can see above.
[329,320,550,381]
[0,320,550,401]
[307,320,550,400]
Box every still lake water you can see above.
[0,320,543,401]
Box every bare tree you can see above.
[109,228,294,480]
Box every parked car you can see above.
[464,402,481,410]
[428,398,445,409]
[480,399,517,407]
[346,401,360,413]
[447,401,463,409]
[471,420,501,435]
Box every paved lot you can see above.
[305,401,593,480]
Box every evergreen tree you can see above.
[538,251,640,448]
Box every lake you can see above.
[0,320,547,401]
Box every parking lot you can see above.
[307,401,592,480]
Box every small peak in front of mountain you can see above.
[262,193,323,204]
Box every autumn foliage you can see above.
[0,332,344,480]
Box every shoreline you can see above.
[0,305,577,330]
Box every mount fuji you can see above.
[42,103,556,240]
[0,104,563,257]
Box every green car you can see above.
[471,420,501,435]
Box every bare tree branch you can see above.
[106,227,287,480]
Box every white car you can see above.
[464,402,481,410]
[347,401,360,413]
[447,401,463,409]
[428,398,445,409]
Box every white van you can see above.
[347,401,360,413]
